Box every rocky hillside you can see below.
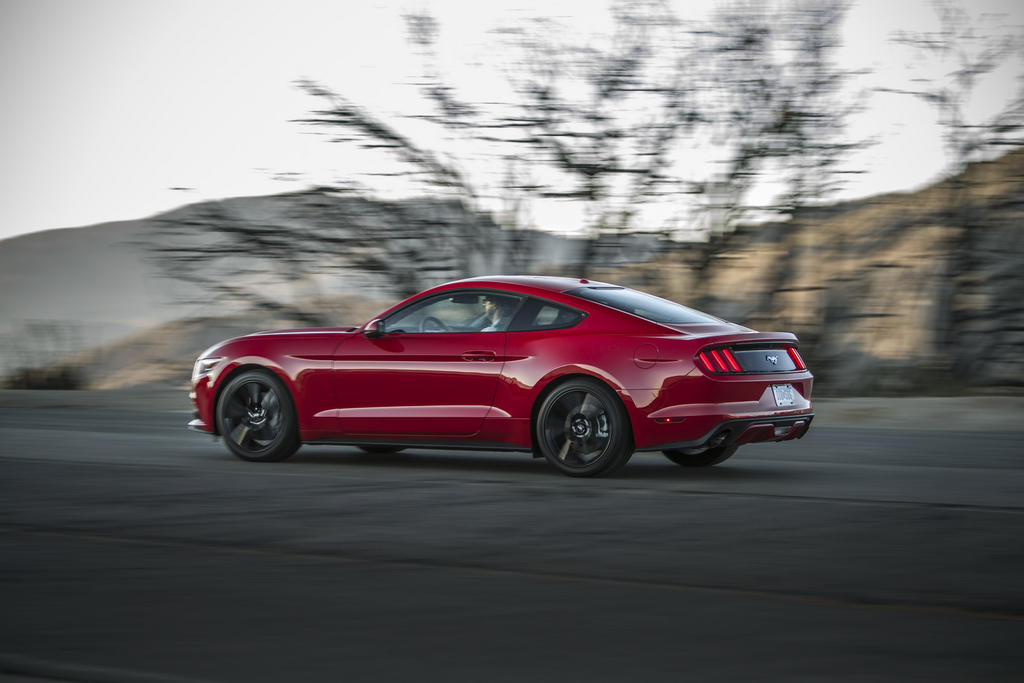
[593,149,1024,394]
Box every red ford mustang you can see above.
[189,276,813,476]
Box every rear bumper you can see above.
[638,413,813,452]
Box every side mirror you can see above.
[363,318,385,338]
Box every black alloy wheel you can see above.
[662,444,738,467]
[216,369,300,462]
[535,378,633,477]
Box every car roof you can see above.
[451,275,612,294]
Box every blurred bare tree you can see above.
[887,1,1024,375]
[683,0,862,292]
[149,192,509,316]
[151,1,864,300]
[152,202,326,324]
[296,1,703,274]
[474,3,700,256]
[701,2,861,225]
[890,0,1024,170]
[297,1,859,274]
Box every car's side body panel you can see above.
[331,330,507,436]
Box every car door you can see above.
[333,291,522,436]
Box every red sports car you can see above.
[189,276,813,476]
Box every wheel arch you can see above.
[211,363,299,437]
[529,372,635,451]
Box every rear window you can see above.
[566,286,719,325]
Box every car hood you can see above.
[197,327,359,360]
[248,327,359,336]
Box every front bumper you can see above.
[187,389,215,434]
[187,418,214,434]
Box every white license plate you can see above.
[772,384,796,407]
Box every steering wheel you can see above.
[420,316,449,333]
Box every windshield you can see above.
[566,286,719,325]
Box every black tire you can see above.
[535,378,634,477]
[357,445,406,454]
[662,444,738,467]
[216,369,300,462]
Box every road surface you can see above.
[1,389,1022,681]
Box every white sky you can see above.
[0,0,1021,241]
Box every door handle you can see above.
[461,350,496,361]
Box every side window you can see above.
[510,299,586,332]
[385,292,523,333]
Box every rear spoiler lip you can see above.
[696,331,800,347]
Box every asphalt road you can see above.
[1,390,1022,682]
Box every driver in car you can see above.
[480,296,514,332]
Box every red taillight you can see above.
[787,346,806,370]
[698,347,743,374]
[721,348,742,372]
[696,351,716,373]
[708,349,729,373]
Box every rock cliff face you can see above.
[593,150,1024,394]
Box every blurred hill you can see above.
[2,149,1023,394]
[67,297,390,390]
[0,191,659,385]
[0,219,195,348]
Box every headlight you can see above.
[192,357,225,382]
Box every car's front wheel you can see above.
[216,369,300,462]
[535,378,634,477]
[662,444,737,467]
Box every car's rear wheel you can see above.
[535,378,633,477]
[216,369,299,462]
[662,444,737,467]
